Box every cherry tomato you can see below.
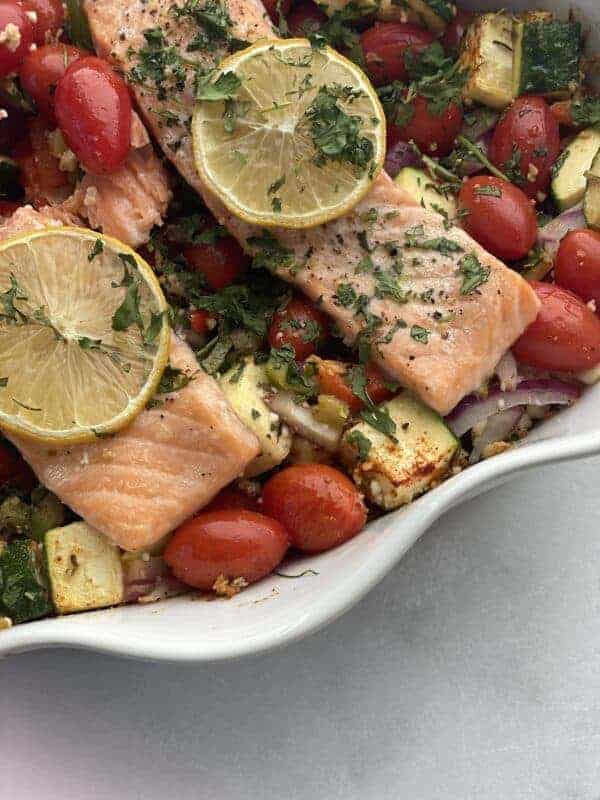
[20,43,83,123]
[440,8,474,55]
[513,281,600,372]
[391,94,462,157]
[360,22,434,86]
[555,229,600,311]
[21,0,64,45]
[183,235,249,290]
[268,294,327,360]
[261,0,291,23]
[0,2,34,76]
[262,464,367,554]
[12,117,71,205]
[54,56,132,175]
[286,0,327,36]
[203,485,261,514]
[315,359,395,413]
[489,96,560,200]
[189,309,213,336]
[164,510,289,590]
[0,440,36,491]
[458,175,537,261]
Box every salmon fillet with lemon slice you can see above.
[1,209,259,551]
[84,0,540,415]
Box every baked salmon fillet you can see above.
[84,0,540,415]
[1,209,259,551]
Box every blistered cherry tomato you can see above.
[189,309,213,336]
[184,234,249,290]
[261,0,291,23]
[203,486,261,514]
[513,281,600,372]
[0,2,34,76]
[0,440,36,491]
[12,117,71,205]
[315,359,395,413]
[20,43,83,122]
[262,464,367,554]
[164,510,289,590]
[489,96,560,200]
[54,56,132,175]
[555,229,600,311]
[286,0,327,36]
[390,94,462,157]
[21,0,64,44]
[268,294,327,360]
[440,9,474,55]
[360,22,434,86]
[458,175,537,261]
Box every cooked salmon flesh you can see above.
[84,0,540,415]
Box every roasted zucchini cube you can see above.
[584,149,600,232]
[460,13,515,109]
[512,16,582,99]
[45,522,124,615]
[551,128,600,211]
[340,393,458,510]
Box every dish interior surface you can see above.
[1,0,599,662]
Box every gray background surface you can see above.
[2,456,600,800]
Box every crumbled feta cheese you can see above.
[25,10,38,23]
[0,108,7,120]
[59,149,78,172]
[526,162,539,183]
[83,186,99,208]
[0,23,21,52]
[587,299,597,313]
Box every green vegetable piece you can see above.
[65,0,94,51]
[30,491,66,542]
[0,539,52,623]
[0,495,31,537]
[513,18,582,98]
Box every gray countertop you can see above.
[2,456,600,800]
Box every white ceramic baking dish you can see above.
[1,0,598,662]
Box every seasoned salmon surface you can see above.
[84,0,540,415]
[1,209,259,550]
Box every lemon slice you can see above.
[191,38,386,229]
[0,227,170,445]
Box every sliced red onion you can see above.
[469,407,523,464]
[123,556,186,604]
[384,140,422,178]
[446,379,581,437]
[494,351,518,392]
[537,204,586,259]
[265,392,341,452]
[455,131,494,177]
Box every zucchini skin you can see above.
[515,19,582,97]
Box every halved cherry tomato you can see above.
[390,94,462,157]
[315,359,395,413]
[0,440,36,491]
[189,309,213,336]
[54,56,132,175]
[12,117,71,205]
[261,0,291,23]
[0,2,34,76]
[440,8,474,55]
[360,22,434,86]
[20,44,83,123]
[262,464,367,554]
[203,485,261,514]
[164,510,289,590]
[458,175,537,261]
[22,0,64,44]
[184,234,249,290]
[268,294,327,360]
[489,96,560,200]
[286,0,327,36]
[512,281,600,372]
[555,229,600,311]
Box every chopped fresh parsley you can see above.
[410,325,429,344]
[112,281,143,332]
[195,70,241,102]
[457,253,490,295]
[404,226,463,255]
[247,231,297,273]
[304,85,374,172]
[346,429,372,461]
[88,238,104,261]
[570,97,600,128]
[0,274,27,323]
[334,282,358,307]
[374,270,411,304]
[360,405,397,442]
[474,184,502,197]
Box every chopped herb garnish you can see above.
[374,270,410,304]
[410,325,429,344]
[144,311,165,345]
[360,405,397,442]
[570,97,600,128]
[457,252,490,295]
[88,239,104,261]
[247,231,297,273]
[474,184,502,197]
[195,70,241,102]
[346,429,372,461]
[334,282,358,307]
[112,281,143,333]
